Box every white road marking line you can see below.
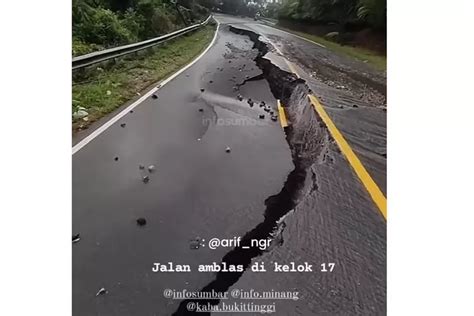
[72,19,221,155]
[259,24,326,48]
[258,33,284,55]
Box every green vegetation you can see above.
[210,0,385,34]
[72,0,212,56]
[273,0,386,69]
[72,25,215,131]
[214,0,386,64]
[276,26,386,71]
[71,0,386,131]
[273,0,385,32]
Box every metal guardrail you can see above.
[72,15,213,70]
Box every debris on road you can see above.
[225,146,231,153]
[189,237,202,249]
[148,165,156,173]
[72,234,81,243]
[142,175,150,183]
[136,218,147,226]
[96,288,107,296]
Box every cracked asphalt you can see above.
[73,14,386,316]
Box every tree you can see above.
[357,0,386,30]
[277,0,385,31]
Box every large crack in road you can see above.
[71,18,385,315]
[173,25,334,315]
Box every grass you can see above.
[275,26,386,72]
[72,24,215,132]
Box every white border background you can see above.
[1,0,72,315]
[1,0,474,314]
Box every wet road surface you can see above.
[73,14,386,315]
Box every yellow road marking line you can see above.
[282,59,387,219]
[309,95,387,219]
[277,100,288,128]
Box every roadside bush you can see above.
[136,1,179,38]
[278,0,299,20]
[357,0,386,31]
[75,8,134,46]
[73,0,94,25]
[277,0,385,32]
[195,0,216,10]
[191,3,209,19]
[119,8,144,42]
[72,38,104,56]
[151,8,175,35]
[72,0,210,56]
[175,3,209,25]
[263,3,281,19]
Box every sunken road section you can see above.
[173,25,337,315]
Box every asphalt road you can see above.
[73,14,386,315]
